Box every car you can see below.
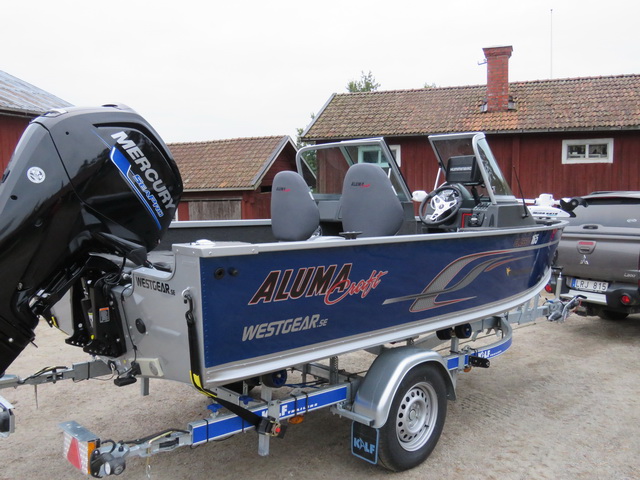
[548,191,640,320]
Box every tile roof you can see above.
[169,135,294,191]
[0,70,72,115]
[302,74,640,140]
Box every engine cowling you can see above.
[0,105,182,375]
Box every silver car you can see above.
[549,191,640,320]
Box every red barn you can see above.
[302,46,640,199]
[0,70,72,171]
[169,136,298,220]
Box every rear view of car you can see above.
[549,191,640,320]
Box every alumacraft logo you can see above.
[109,131,175,228]
[248,263,388,306]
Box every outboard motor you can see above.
[0,105,182,375]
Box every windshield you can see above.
[429,132,514,204]
[475,137,513,198]
[569,197,640,228]
[297,140,410,201]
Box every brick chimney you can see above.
[482,45,513,112]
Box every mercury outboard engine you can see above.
[0,105,182,375]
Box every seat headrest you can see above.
[340,163,404,237]
[271,171,319,241]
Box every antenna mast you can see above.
[550,9,554,78]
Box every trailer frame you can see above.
[0,291,578,477]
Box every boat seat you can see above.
[271,170,320,241]
[340,163,404,237]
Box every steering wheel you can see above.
[419,184,463,226]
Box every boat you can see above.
[0,105,566,474]
[0,104,564,384]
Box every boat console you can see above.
[296,133,537,238]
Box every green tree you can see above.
[346,71,380,92]
[296,112,315,149]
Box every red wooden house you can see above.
[0,70,72,171]
[169,135,298,220]
[302,46,640,199]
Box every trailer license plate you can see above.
[570,278,608,293]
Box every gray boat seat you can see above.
[271,170,320,241]
[340,163,404,237]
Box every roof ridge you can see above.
[168,134,287,146]
[509,73,640,86]
[332,73,640,97]
[335,85,484,96]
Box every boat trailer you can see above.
[0,106,575,476]
[0,293,579,477]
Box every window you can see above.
[358,146,384,166]
[562,138,613,164]
[357,145,401,168]
[389,145,401,166]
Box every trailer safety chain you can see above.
[182,291,286,438]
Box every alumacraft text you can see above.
[248,263,388,306]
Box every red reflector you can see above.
[545,284,553,294]
[65,437,82,470]
[620,294,632,305]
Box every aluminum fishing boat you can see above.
[0,106,567,475]
[0,106,563,384]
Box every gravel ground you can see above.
[2,312,639,480]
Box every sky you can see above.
[2,0,639,144]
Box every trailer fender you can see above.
[352,347,455,428]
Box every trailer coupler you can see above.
[545,295,585,322]
[61,421,190,477]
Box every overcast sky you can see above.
[3,0,639,143]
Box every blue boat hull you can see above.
[193,226,560,383]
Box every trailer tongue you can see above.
[0,106,572,475]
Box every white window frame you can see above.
[562,138,613,164]
[389,144,401,167]
[356,145,402,168]
[357,146,385,167]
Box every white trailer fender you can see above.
[352,347,456,428]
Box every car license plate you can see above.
[570,278,608,293]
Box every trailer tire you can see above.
[377,364,447,471]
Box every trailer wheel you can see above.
[377,365,447,471]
